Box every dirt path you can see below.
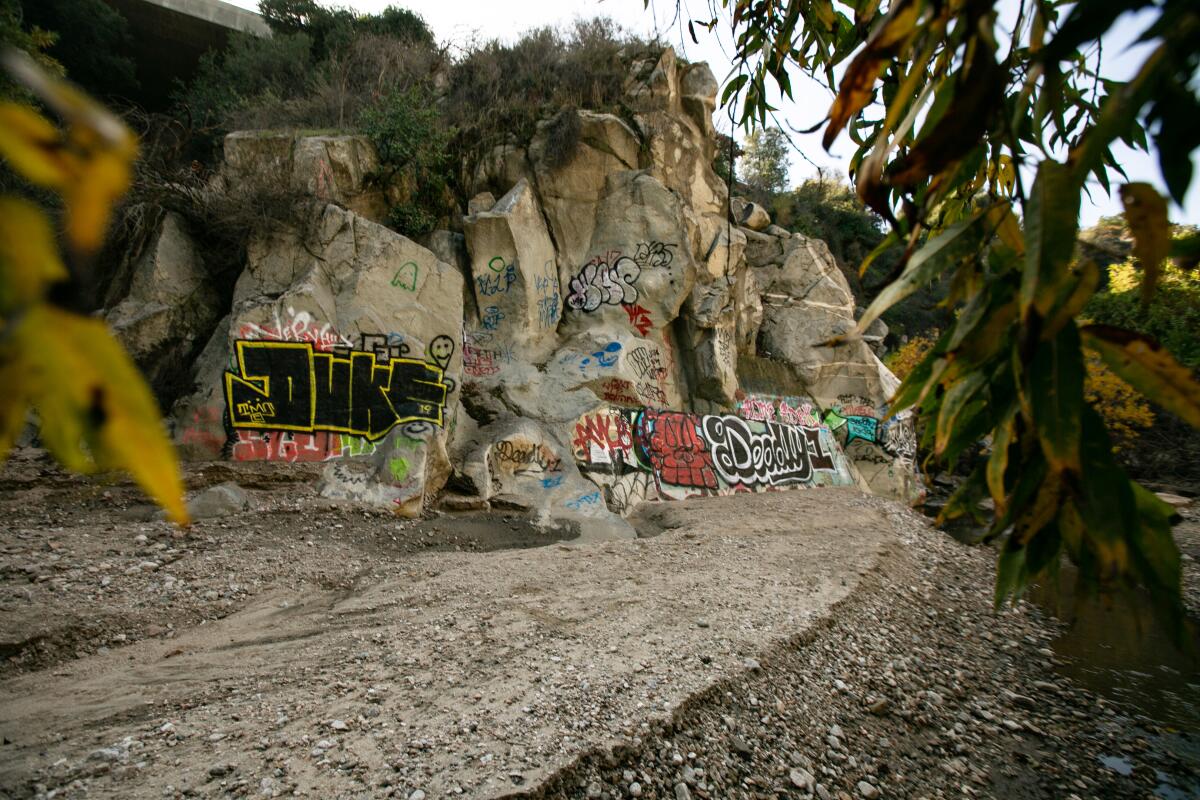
[0,451,1196,800]
[0,453,895,799]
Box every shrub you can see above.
[887,331,939,381]
[1084,258,1200,370]
[1084,351,1155,449]
[442,19,655,179]
[359,86,453,237]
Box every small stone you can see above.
[630,781,643,797]
[790,767,815,791]
[743,657,761,671]
[329,719,349,731]
[675,783,693,800]
[730,734,753,757]
[208,763,232,778]
[868,698,890,715]
[696,619,710,629]
[586,782,603,798]
[409,791,426,800]
[857,780,880,799]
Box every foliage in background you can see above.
[1083,352,1155,449]
[16,0,138,101]
[699,0,1200,631]
[0,1,61,101]
[886,330,940,382]
[171,5,650,227]
[0,51,187,524]
[739,127,790,198]
[360,85,453,237]
[1086,257,1200,371]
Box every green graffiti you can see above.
[388,456,410,482]
[824,409,848,430]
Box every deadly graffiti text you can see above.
[573,405,846,511]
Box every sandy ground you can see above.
[0,448,1196,800]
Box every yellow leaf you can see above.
[1119,182,1170,308]
[1081,324,1200,430]
[0,103,71,188]
[63,150,132,253]
[0,196,69,312]
[12,307,189,524]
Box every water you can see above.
[1033,566,1200,799]
[1030,566,1200,733]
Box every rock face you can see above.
[104,211,221,401]
[220,132,397,223]
[161,46,924,524]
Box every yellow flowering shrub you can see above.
[1084,352,1155,449]
[887,331,940,381]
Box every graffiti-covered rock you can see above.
[172,204,464,513]
[163,45,926,518]
[529,111,641,271]
[572,405,855,516]
[560,171,699,338]
[463,179,560,360]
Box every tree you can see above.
[680,0,1200,632]
[740,126,789,197]
[17,0,138,100]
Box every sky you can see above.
[223,0,1199,227]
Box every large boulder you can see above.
[172,204,464,513]
[528,111,641,271]
[105,211,221,401]
[747,230,924,503]
[462,179,560,361]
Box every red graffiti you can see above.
[624,303,653,336]
[237,318,351,351]
[463,342,500,376]
[634,410,718,490]
[180,406,226,456]
[231,430,344,462]
[738,395,776,423]
[573,413,634,459]
[778,399,819,427]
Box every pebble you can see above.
[674,783,693,800]
[857,780,880,799]
[790,767,816,791]
[408,791,426,800]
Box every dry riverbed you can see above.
[0,448,1196,799]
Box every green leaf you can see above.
[1028,323,1084,473]
[935,370,987,457]
[986,405,1017,511]
[721,74,749,108]
[1077,405,1135,578]
[1020,161,1082,319]
[1080,324,1200,429]
[995,537,1027,608]
[856,206,991,333]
